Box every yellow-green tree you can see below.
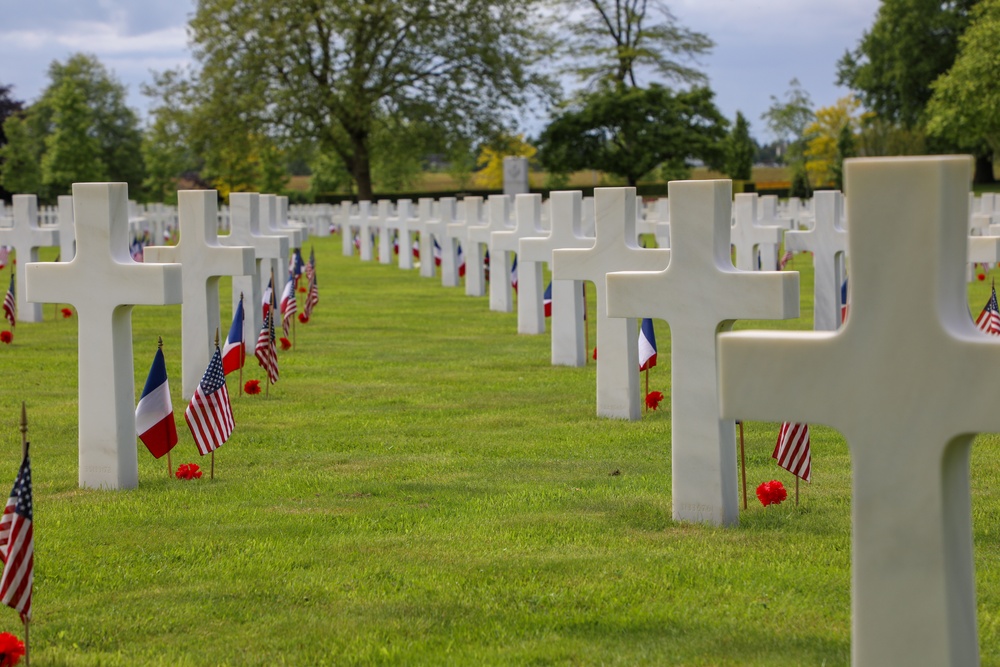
[804,96,865,187]
[475,135,537,189]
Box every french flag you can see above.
[457,244,466,277]
[433,239,442,266]
[638,318,657,371]
[510,255,518,293]
[543,281,552,317]
[135,346,178,459]
[841,277,849,325]
[261,279,273,321]
[222,298,245,375]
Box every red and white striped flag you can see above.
[255,307,279,385]
[2,274,14,329]
[0,447,32,621]
[0,247,9,270]
[976,283,1000,335]
[279,273,297,338]
[304,272,319,319]
[184,348,234,456]
[773,421,811,481]
[779,248,794,270]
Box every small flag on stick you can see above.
[185,344,234,456]
[543,281,552,318]
[773,421,811,482]
[222,296,246,375]
[0,441,33,623]
[135,338,178,460]
[976,280,1000,335]
[638,318,657,371]
[2,273,15,329]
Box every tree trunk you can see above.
[350,131,374,200]
[973,153,995,185]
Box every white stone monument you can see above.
[25,183,182,489]
[222,193,289,345]
[143,191,255,399]
[784,190,849,331]
[731,193,783,271]
[422,198,461,286]
[520,192,593,366]
[553,188,671,419]
[607,179,799,523]
[492,194,546,333]
[462,197,491,298]
[375,199,394,265]
[476,195,516,312]
[718,156,992,665]
[0,195,60,322]
[503,156,529,196]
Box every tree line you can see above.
[1,0,997,204]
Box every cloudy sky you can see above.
[0,0,881,141]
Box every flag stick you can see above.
[644,368,649,413]
[211,451,215,480]
[19,403,29,667]
[738,420,747,510]
[795,475,799,506]
[157,336,174,478]
[167,450,172,478]
[238,293,244,396]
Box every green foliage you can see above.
[41,80,108,194]
[837,0,978,129]
[141,70,202,205]
[761,79,814,166]
[537,84,727,186]
[556,0,713,88]
[308,152,352,197]
[927,0,1000,155]
[789,162,813,198]
[445,139,477,191]
[187,0,553,199]
[6,240,1000,665]
[0,115,42,195]
[832,124,857,191]
[0,84,24,148]
[725,111,755,180]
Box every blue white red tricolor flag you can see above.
[433,239,442,266]
[773,421,811,482]
[289,248,305,281]
[0,447,33,621]
[638,318,657,371]
[976,282,1000,335]
[510,255,518,293]
[2,273,14,328]
[135,345,178,459]
[543,281,552,318]
[457,244,466,277]
[261,279,273,322]
[222,297,245,375]
[841,277,850,326]
[0,247,8,270]
[185,348,234,456]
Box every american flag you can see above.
[305,247,316,283]
[184,348,234,456]
[779,248,794,270]
[255,305,279,384]
[304,272,319,319]
[289,248,305,282]
[0,448,32,621]
[976,283,1000,335]
[773,421,811,481]
[0,246,9,270]
[280,273,297,338]
[2,273,14,328]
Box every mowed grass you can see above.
[0,238,998,666]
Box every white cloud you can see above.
[0,23,187,56]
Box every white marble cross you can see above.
[412,199,437,279]
[553,188,671,419]
[422,198,462,286]
[57,195,76,260]
[607,180,797,523]
[520,191,593,365]
[375,200,395,266]
[354,199,378,262]
[143,190,255,399]
[258,194,305,286]
[0,195,60,322]
[784,190,849,331]
[222,193,289,345]
[26,183,182,489]
[474,195,516,312]
[718,156,994,665]
[384,199,416,270]
[461,197,489,297]
[492,194,546,333]
[731,193,783,271]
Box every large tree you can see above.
[725,111,755,181]
[536,84,726,186]
[926,0,1000,157]
[555,0,713,88]
[837,0,978,129]
[187,0,551,200]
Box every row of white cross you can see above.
[0,156,992,664]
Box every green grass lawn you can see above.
[0,239,998,666]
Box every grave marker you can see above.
[606,180,799,521]
[731,193,783,271]
[784,190,849,331]
[462,197,489,297]
[503,156,529,195]
[25,183,182,489]
[0,195,60,322]
[553,188,670,419]
[422,198,462,286]
[718,156,991,665]
[493,194,545,333]
[143,191,256,399]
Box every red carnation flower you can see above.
[298,286,307,293]
[0,631,25,666]
[61,307,73,318]
[244,379,261,395]
[298,313,309,324]
[645,391,664,410]
[0,331,11,344]
[592,347,597,360]
[756,480,788,507]
[280,337,291,350]
[175,463,203,480]
[979,272,987,281]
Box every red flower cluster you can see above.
[0,631,24,666]
[756,480,788,507]
[61,307,73,318]
[175,463,203,480]
[0,331,11,344]
[979,272,987,281]
[298,313,309,324]
[298,286,307,293]
[592,347,597,360]
[244,379,261,395]
[279,337,292,350]
[645,391,664,410]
